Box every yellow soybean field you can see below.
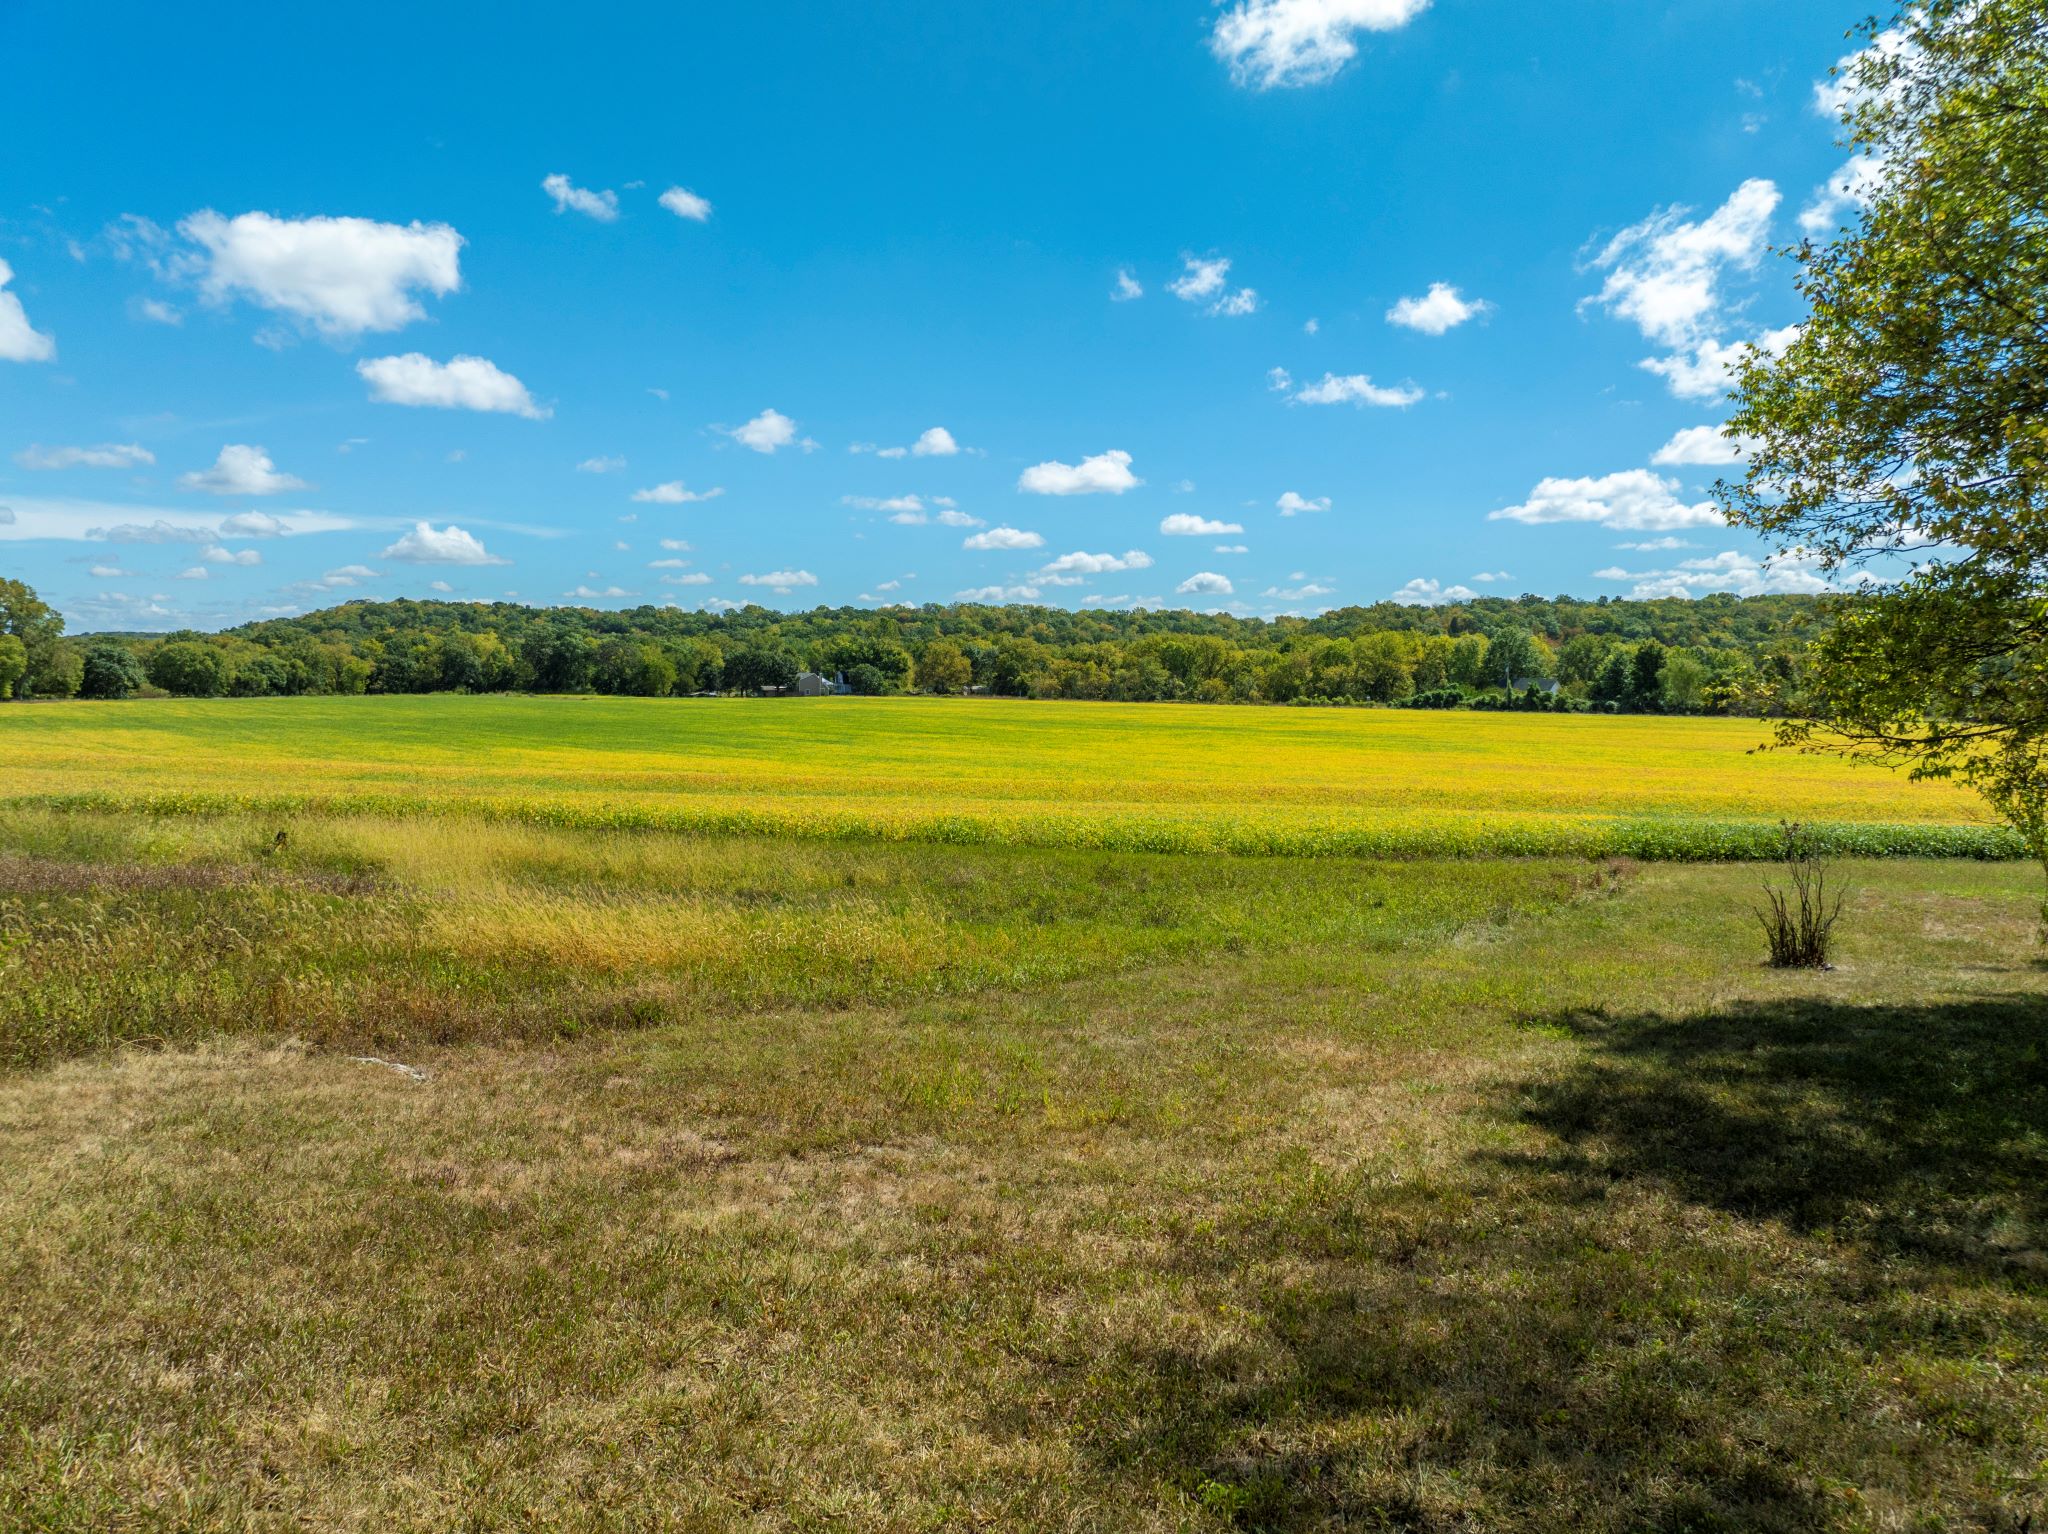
[0,694,2014,858]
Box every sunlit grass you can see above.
[0,694,2019,858]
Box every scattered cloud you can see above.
[738,569,818,592]
[1111,268,1143,302]
[1018,449,1140,496]
[358,353,547,417]
[0,259,56,362]
[1799,155,1884,236]
[1390,577,1474,605]
[180,210,463,337]
[1471,570,1514,583]
[1168,255,1257,317]
[303,564,379,591]
[1292,372,1424,407]
[88,519,213,544]
[1039,549,1153,576]
[1211,0,1432,89]
[956,584,1042,602]
[854,425,965,459]
[1176,571,1234,596]
[380,521,509,565]
[1276,491,1331,516]
[201,544,261,566]
[1214,543,1249,554]
[632,480,724,504]
[1640,324,1799,402]
[176,566,209,580]
[1169,256,1229,303]
[1160,513,1244,536]
[660,571,712,586]
[1615,536,1697,552]
[180,443,308,496]
[659,537,694,551]
[725,407,805,454]
[963,525,1044,551]
[1265,580,1338,602]
[218,510,291,537]
[565,584,638,600]
[1303,317,1320,335]
[1586,178,1780,350]
[429,580,453,592]
[936,507,982,527]
[658,186,713,222]
[1651,424,1759,467]
[138,298,183,326]
[1489,469,1723,531]
[1598,547,1833,600]
[542,174,619,222]
[1387,282,1492,334]
[1267,366,1294,392]
[578,454,627,474]
[17,442,154,470]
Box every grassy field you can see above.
[2,698,2045,1529]
[0,694,2022,858]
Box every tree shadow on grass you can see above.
[1510,995,2048,1271]
[1057,997,2048,1532]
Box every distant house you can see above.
[795,670,852,697]
[1510,676,1561,696]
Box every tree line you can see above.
[0,577,1834,714]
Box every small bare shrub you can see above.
[1755,822,1846,969]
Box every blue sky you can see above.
[1,0,1874,630]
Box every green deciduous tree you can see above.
[1723,0,2048,892]
[0,634,25,700]
[0,578,71,698]
[79,643,147,700]
[147,640,234,698]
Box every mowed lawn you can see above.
[0,695,2016,857]
[0,810,2042,1530]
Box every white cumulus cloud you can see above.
[1111,268,1144,302]
[1160,513,1244,536]
[725,408,803,454]
[632,481,723,504]
[659,186,713,222]
[180,210,463,337]
[738,569,818,592]
[1387,282,1491,335]
[1277,491,1331,516]
[1176,571,1234,596]
[910,426,960,457]
[1587,179,1780,350]
[1390,577,1475,605]
[180,444,308,496]
[1211,0,1432,89]
[358,353,547,417]
[1168,255,1256,317]
[381,521,509,565]
[1018,449,1141,496]
[1489,469,1724,531]
[1040,549,1153,576]
[956,584,1042,603]
[1600,548,1833,601]
[963,526,1045,551]
[0,259,56,362]
[578,455,627,474]
[542,174,619,222]
[1293,373,1424,407]
[1651,425,1760,467]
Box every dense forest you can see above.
[2,577,1831,713]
